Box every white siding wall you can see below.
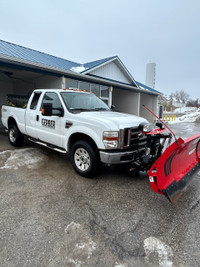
[112,88,140,115]
[140,93,158,122]
[90,61,132,84]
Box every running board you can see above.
[28,138,67,154]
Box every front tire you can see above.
[8,124,24,147]
[70,141,99,177]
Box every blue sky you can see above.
[1,0,200,99]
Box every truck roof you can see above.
[34,88,91,94]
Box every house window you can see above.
[101,86,109,98]
[91,84,100,97]
[78,81,90,92]
[100,86,110,106]
[65,77,111,107]
[102,99,109,105]
[66,78,78,89]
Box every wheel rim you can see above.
[74,148,90,171]
[9,128,16,143]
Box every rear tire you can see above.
[70,140,99,178]
[8,124,24,147]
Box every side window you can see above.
[30,92,41,110]
[41,92,63,115]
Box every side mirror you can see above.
[42,103,53,116]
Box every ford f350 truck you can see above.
[2,88,200,202]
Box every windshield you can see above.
[61,92,110,113]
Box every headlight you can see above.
[103,131,119,149]
[142,123,154,132]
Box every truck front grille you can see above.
[122,127,147,150]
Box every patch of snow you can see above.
[0,148,47,170]
[115,263,128,267]
[168,110,200,124]
[144,236,173,267]
[174,107,196,114]
[139,86,149,91]
[65,221,81,232]
[67,258,82,267]
[63,222,96,266]
[70,65,88,73]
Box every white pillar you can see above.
[61,76,66,89]
[109,86,113,108]
[138,93,141,116]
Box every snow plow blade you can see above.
[148,134,200,203]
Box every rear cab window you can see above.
[30,92,42,110]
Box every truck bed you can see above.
[1,105,27,134]
[6,94,29,108]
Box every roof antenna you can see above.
[143,104,179,145]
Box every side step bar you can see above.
[29,138,67,154]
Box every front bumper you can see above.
[100,148,146,164]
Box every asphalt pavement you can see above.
[1,123,200,267]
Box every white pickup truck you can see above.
[1,88,162,177]
[2,88,200,202]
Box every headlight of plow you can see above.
[143,123,154,133]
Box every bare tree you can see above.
[170,90,190,103]
[186,98,198,107]
[178,90,190,103]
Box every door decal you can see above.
[41,119,55,129]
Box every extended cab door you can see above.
[35,92,65,147]
[25,91,42,138]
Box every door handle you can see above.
[36,115,39,121]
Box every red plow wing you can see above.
[148,134,200,203]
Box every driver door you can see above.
[35,92,65,148]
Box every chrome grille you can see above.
[123,127,147,149]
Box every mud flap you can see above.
[148,134,200,203]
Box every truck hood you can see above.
[77,111,148,130]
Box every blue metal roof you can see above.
[0,40,80,70]
[136,81,160,94]
[82,56,117,72]
[0,40,117,75]
[0,40,160,94]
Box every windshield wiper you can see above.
[70,107,109,113]
[90,108,109,111]
[70,108,91,113]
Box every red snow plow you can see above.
[132,105,200,203]
[148,134,200,203]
